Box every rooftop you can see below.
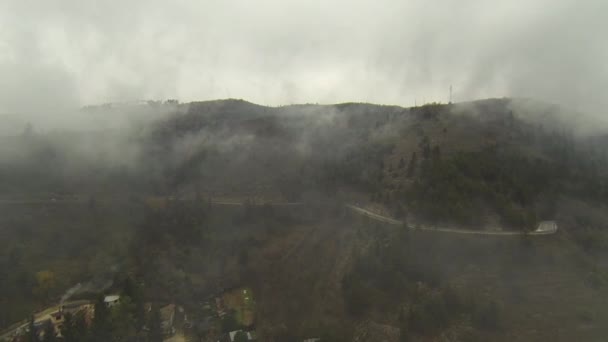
[104,295,120,302]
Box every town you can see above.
[0,284,261,342]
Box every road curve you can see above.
[346,204,557,236]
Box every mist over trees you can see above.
[3,98,608,340]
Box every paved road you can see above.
[0,197,555,235]
[346,205,402,225]
[210,200,302,206]
[347,204,558,236]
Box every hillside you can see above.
[2,98,608,341]
[4,98,606,229]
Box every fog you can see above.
[1,0,606,116]
[4,3,608,339]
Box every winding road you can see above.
[346,204,558,236]
[0,196,556,236]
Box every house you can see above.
[49,312,65,337]
[228,330,257,341]
[61,303,94,320]
[160,304,176,335]
[104,295,120,308]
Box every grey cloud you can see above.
[0,0,606,115]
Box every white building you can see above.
[104,295,120,308]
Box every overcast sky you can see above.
[0,0,606,113]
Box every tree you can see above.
[234,331,249,342]
[110,296,137,341]
[70,312,89,342]
[61,312,88,342]
[238,247,250,267]
[422,144,430,159]
[28,315,38,342]
[91,294,110,342]
[61,313,75,342]
[420,136,431,159]
[221,312,239,333]
[42,321,56,342]
[406,152,417,178]
[432,146,441,160]
[122,276,145,331]
[148,304,163,342]
[33,270,56,302]
[399,307,410,342]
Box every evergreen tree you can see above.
[148,304,163,342]
[110,296,137,341]
[91,294,110,342]
[28,315,38,342]
[399,321,410,341]
[72,312,89,342]
[122,276,145,331]
[61,313,74,342]
[422,143,431,159]
[406,152,417,178]
[398,307,410,342]
[221,312,239,333]
[42,321,56,342]
[234,331,249,342]
[432,146,441,161]
[61,312,88,342]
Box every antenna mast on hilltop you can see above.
[449,85,453,104]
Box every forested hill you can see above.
[4,98,608,341]
[1,98,607,230]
